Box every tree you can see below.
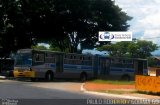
[0,0,34,57]
[97,40,159,58]
[31,45,48,50]
[50,0,132,53]
[135,40,159,58]
[0,0,132,57]
[97,42,131,57]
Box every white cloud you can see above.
[139,14,160,28]
[38,43,50,48]
[115,0,160,46]
[140,30,160,44]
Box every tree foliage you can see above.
[97,40,159,58]
[0,0,132,57]
[31,45,48,50]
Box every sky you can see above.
[38,43,50,48]
[84,0,160,55]
[115,0,160,55]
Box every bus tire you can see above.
[80,73,87,82]
[45,71,54,81]
[121,75,130,81]
[31,78,36,82]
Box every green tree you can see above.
[97,42,131,57]
[49,0,132,53]
[0,0,132,57]
[127,42,139,57]
[31,45,48,50]
[147,57,157,67]
[135,40,159,58]
[97,40,159,58]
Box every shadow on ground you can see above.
[6,77,87,83]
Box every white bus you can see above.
[13,49,148,81]
[98,56,148,80]
[14,49,95,81]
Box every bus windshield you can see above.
[15,53,32,66]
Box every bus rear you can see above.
[0,58,14,77]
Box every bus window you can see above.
[123,59,133,64]
[33,53,44,65]
[111,58,122,64]
[45,53,55,63]
[111,63,124,68]
[45,57,55,63]
[15,53,32,66]
[34,54,44,62]
[70,55,73,59]
[125,64,134,68]
[80,56,83,60]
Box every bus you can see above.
[0,58,14,77]
[13,49,96,81]
[13,49,148,81]
[98,56,148,80]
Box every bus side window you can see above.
[33,53,44,63]
[80,56,83,60]
[35,54,39,61]
[70,55,73,59]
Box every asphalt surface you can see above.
[0,80,118,105]
[0,79,157,105]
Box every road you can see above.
[0,79,155,105]
[0,79,118,105]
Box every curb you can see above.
[80,83,147,99]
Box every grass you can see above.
[97,90,137,95]
[89,79,135,85]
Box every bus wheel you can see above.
[45,72,54,81]
[31,78,36,82]
[121,75,130,81]
[80,73,87,82]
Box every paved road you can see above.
[0,80,118,105]
[0,80,154,105]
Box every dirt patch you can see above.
[84,82,135,91]
[84,82,160,99]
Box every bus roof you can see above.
[17,49,94,56]
[17,49,147,60]
[99,56,147,61]
[17,49,63,53]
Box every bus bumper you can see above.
[13,70,35,78]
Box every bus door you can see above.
[93,55,98,77]
[99,58,110,75]
[134,60,144,75]
[55,54,63,73]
